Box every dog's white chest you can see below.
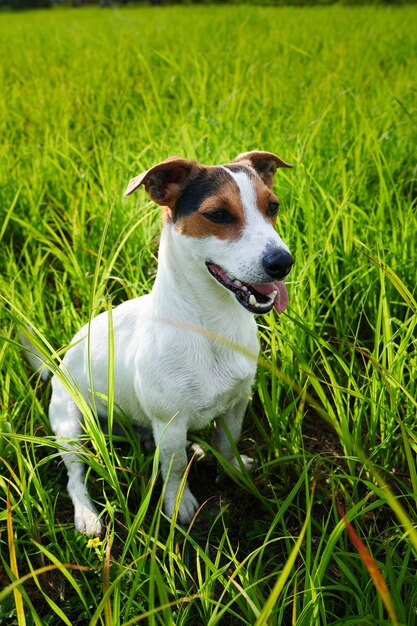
[191,342,257,426]
[134,309,259,431]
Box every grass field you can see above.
[1,4,417,625]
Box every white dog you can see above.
[25,151,293,535]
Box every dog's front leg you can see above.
[152,419,199,524]
[212,396,254,473]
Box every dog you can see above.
[25,151,293,535]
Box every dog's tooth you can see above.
[271,290,278,298]
[234,280,242,287]
[249,295,256,306]
[242,286,248,292]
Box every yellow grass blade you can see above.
[6,484,26,626]
[103,530,113,626]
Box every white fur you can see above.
[223,167,291,283]
[43,167,289,534]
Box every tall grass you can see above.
[0,4,416,625]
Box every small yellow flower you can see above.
[86,537,104,549]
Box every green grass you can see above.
[1,4,416,625]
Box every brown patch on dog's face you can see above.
[251,174,281,227]
[172,166,245,240]
[176,175,245,240]
[175,164,282,239]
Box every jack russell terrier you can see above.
[25,150,293,535]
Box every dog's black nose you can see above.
[263,249,293,280]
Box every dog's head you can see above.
[125,151,293,315]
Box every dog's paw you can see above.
[231,454,255,473]
[178,490,199,524]
[165,486,199,525]
[74,504,102,537]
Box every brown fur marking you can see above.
[177,179,245,240]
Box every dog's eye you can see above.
[203,209,234,224]
[267,201,280,217]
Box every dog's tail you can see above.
[21,329,51,381]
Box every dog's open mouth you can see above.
[206,262,288,314]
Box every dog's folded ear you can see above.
[233,151,293,188]
[125,157,200,209]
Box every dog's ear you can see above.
[233,151,293,188]
[124,157,200,209]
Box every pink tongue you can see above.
[253,281,289,314]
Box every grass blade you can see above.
[338,502,399,626]
[6,484,26,626]
[254,481,315,626]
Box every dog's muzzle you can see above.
[206,261,290,315]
